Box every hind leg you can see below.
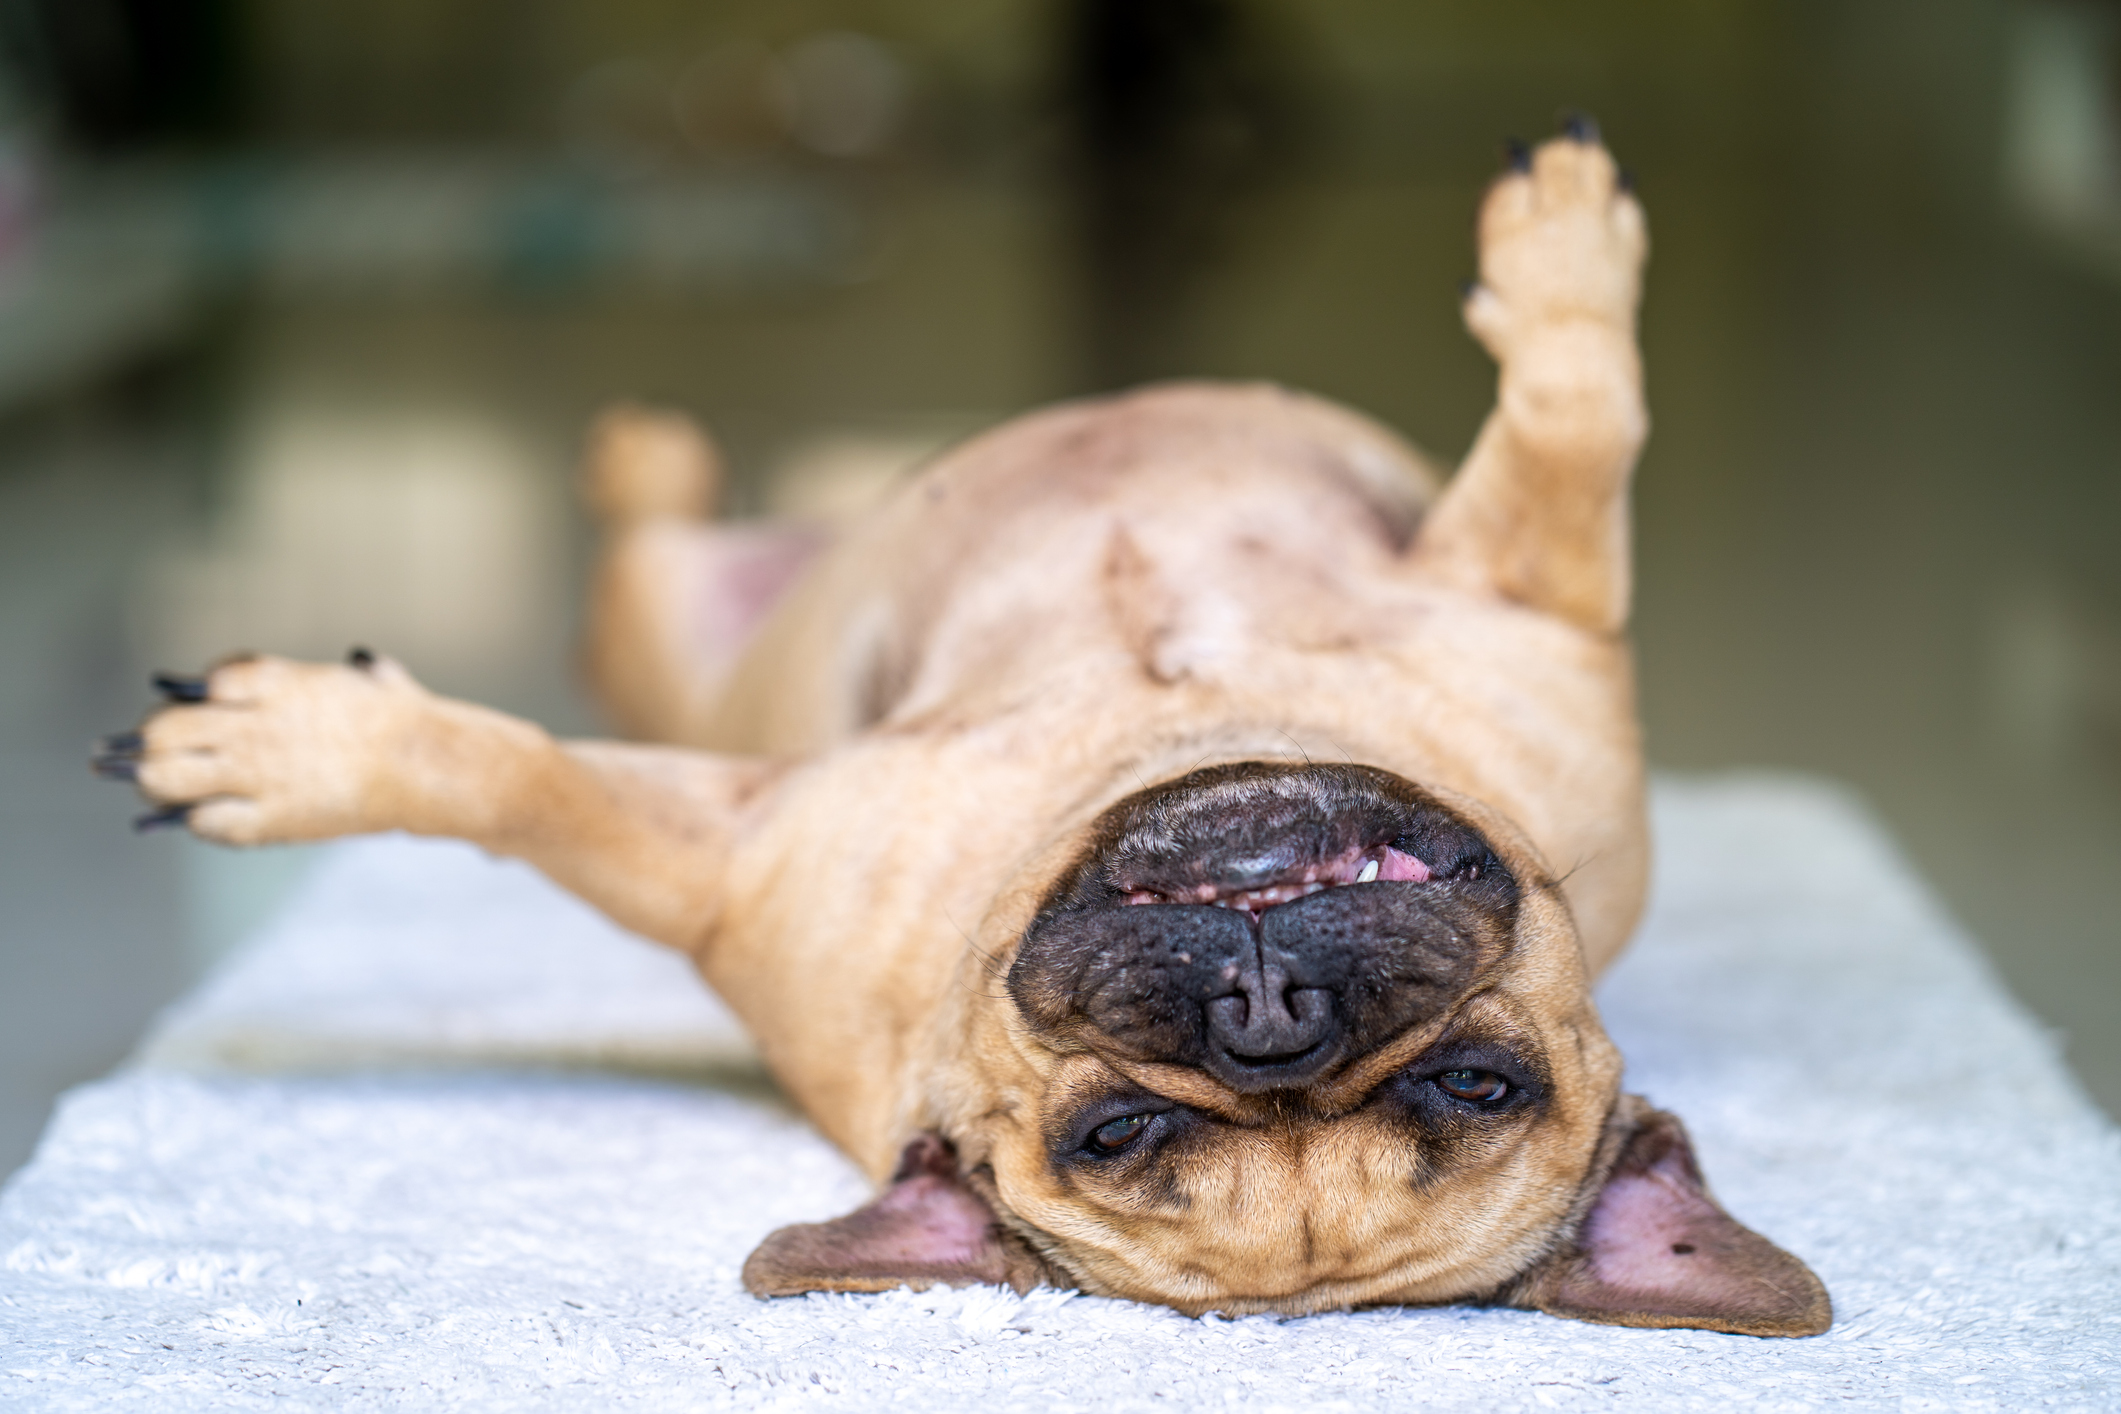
[580,406,826,745]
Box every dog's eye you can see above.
[1088,1114,1150,1152]
[1434,1069,1509,1103]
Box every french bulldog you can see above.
[97,124,1829,1336]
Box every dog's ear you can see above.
[1504,1098,1831,1337]
[742,1133,1052,1297]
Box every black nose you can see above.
[1203,962,1339,1089]
[1010,901,1355,1094]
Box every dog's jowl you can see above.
[100,125,1830,1336]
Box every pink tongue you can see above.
[1378,847,1430,882]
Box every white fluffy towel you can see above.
[3,775,2118,1411]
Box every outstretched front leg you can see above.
[1412,120,1648,635]
[92,652,775,954]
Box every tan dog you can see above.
[98,127,1829,1337]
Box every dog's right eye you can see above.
[1434,1069,1509,1103]
[1055,1097,1181,1165]
[1088,1114,1151,1153]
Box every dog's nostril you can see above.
[1206,994,1248,1037]
[1206,984,1336,1068]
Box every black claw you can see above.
[1561,111,1600,143]
[347,646,375,670]
[1504,138,1531,173]
[152,672,209,703]
[94,730,145,780]
[133,803,192,832]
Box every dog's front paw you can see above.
[92,651,430,845]
[1463,117,1646,362]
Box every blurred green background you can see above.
[2,0,2118,1175]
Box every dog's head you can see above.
[744,763,1829,1336]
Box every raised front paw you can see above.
[91,651,430,845]
[1463,117,1646,361]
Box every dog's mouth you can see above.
[1054,760,1508,928]
[1119,844,1435,922]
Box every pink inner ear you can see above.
[743,1133,1039,1297]
[858,1172,1007,1269]
[1551,1114,1831,1334]
[1579,1149,1731,1292]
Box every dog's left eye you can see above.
[1434,1069,1509,1103]
[1088,1114,1151,1152]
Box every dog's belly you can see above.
[701,384,1440,752]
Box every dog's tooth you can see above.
[1356,858,1379,884]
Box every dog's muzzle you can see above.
[1008,763,1521,1093]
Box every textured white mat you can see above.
[3,775,2119,1411]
